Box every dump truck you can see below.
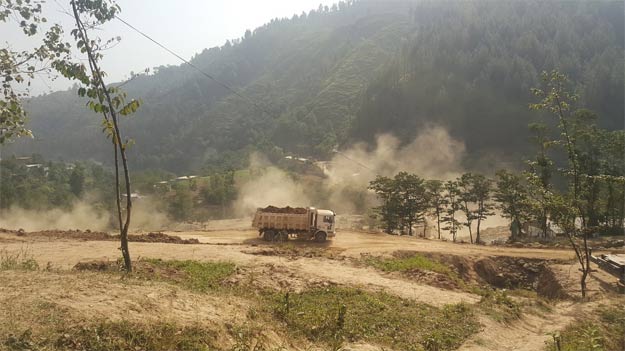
[252,206,336,242]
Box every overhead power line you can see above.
[51,0,270,115]
[114,15,272,116]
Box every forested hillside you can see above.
[6,0,623,173]
[351,1,624,165]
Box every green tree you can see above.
[458,173,477,243]
[201,171,237,218]
[369,175,400,234]
[0,0,71,143]
[494,170,530,239]
[169,183,193,221]
[472,174,494,245]
[530,70,591,297]
[442,180,463,242]
[526,122,554,238]
[426,179,445,239]
[394,172,429,236]
[53,0,141,272]
[571,110,604,229]
[69,165,85,197]
[601,130,625,233]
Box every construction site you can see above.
[1,216,624,351]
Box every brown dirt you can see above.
[72,259,189,284]
[259,206,307,214]
[2,223,624,351]
[536,267,569,300]
[128,232,200,244]
[459,301,600,351]
[0,270,249,326]
[243,245,346,260]
[474,257,548,290]
[1,228,200,244]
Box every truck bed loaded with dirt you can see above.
[252,206,336,242]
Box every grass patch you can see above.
[362,252,468,292]
[478,289,522,323]
[545,304,625,351]
[0,247,39,271]
[267,287,478,351]
[140,258,236,293]
[5,320,221,351]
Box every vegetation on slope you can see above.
[7,0,622,173]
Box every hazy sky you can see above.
[2,0,335,95]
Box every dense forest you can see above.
[4,0,623,173]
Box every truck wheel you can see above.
[314,231,327,243]
[277,231,288,242]
[263,230,275,241]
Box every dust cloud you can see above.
[233,154,310,216]
[232,125,511,237]
[0,200,109,232]
[130,198,172,232]
[233,126,468,216]
[327,125,465,186]
[0,195,172,233]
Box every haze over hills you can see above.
[5,0,624,173]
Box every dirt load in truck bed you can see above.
[259,206,307,214]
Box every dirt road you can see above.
[0,226,596,309]
[1,225,621,351]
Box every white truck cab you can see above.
[314,209,336,237]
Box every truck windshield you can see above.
[323,215,334,223]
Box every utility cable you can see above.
[114,15,273,116]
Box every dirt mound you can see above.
[259,206,307,214]
[474,258,510,288]
[473,256,567,299]
[474,257,545,290]
[74,260,120,272]
[245,246,346,260]
[28,229,113,241]
[6,229,200,244]
[536,267,569,299]
[128,232,200,244]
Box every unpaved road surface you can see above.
[1,224,623,351]
[0,228,611,307]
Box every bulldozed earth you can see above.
[1,221,624,351]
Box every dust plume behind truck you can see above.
[252,206,336,242]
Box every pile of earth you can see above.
[1,228,199,244]
[128,232,200,244]
[386,251,569,300]
[245,246,346,260]
[473,256,569,299]
[259,206,307,214]
[389,251,469,290]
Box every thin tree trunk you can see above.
[566,231,588,298]
[476,213,481,244]
[436,209,441,239]
[540,206,547,239]
[464,200,473,244]
[582,231,591,298]
[606,182,615,229]
[71,1,132,272]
